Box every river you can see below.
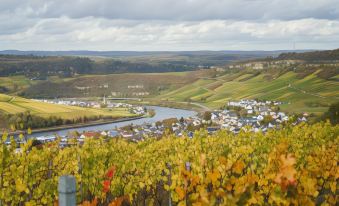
[27,106,197,138]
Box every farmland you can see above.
[0,93,135,120]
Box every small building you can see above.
[207,126,220,134]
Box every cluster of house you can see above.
[72,118,199,143]
[34,99,103,108]
[227,99,282,114]
[24,99,308,147]
[32,99,146,115]
[56,100,305,143]
[209,100,307,133]
[228,60,302,70]
[107,103,146,115]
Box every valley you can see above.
[0,49,338,130]
[1,68,337,116]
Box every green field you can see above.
[0,94,136,120]
[158,71,339,115]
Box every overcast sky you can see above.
[1,0,339,51]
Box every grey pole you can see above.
[185,162,191,171]
[58,175,76,206]
[166,163,172,206]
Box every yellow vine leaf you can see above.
[233,160,245,174]
[274,154,297,185]
[175,186,186,200]
[15,179,27,193]
[27,127,32,135]
[207,170,220,184]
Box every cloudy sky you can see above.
[1,0,339,51]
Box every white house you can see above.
[257,115,264,121]
[245,105,253,110]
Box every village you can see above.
[29,99,308,147]
[33,98,146,115]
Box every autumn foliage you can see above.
[0,122,338,205]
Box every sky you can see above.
[0,0,339,51]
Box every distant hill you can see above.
[0,50,316,77]
[0,54,214,77]
[0,50,299,57]
[277,49,339,61]
[0,51,277,77]
[0,55,93,77]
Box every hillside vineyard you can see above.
[0,122,337,205]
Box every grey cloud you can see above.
[2,0,339,21]
[0,0,338,50]
[1,17,338,50]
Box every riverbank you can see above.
[1,116,145,136]
[111,99,207,113]
[1,106,197,139]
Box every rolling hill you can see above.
[1,68,337,116]
[11,71,211,98]
[157,70,339,115]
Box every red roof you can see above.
[82,131,100,138]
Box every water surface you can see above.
[27,106,196,138]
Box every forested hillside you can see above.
[0,55,93,77]
[0,51,275,77]
[0,55,198,77]
[277,49,339,61]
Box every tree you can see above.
[239,109,247,117]
[203,111,211,121]
[322,102,339,125]
[261,115,273,125]
[162,118,178,128]
[179,117,185,124]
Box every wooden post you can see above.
[58,175,76,206]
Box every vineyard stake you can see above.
[58,175,76,206]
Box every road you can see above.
[287,83,337,99]
[180,101,211,111]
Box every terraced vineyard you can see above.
[159,70,339,115]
